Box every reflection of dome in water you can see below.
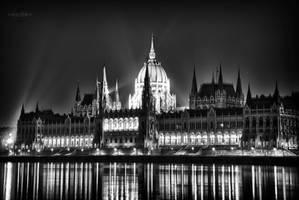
[128,35,176,112]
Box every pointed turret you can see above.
[211,71,216,94]
[96,77,99,100]
[236,69,243,97]
[114,80,121,110]
[218,64,223,89]
[273,81,280,103]
[35,101,39,113]
[20,104,25,117]
[190,66,198,95]
[103,66,108,89]
[75,82,81,102]
[115,80,120,102]
[149,34,156,60]
[102,66,111,109]
[212,72,215,85]
[246,83,252,102]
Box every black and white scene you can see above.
[0,1,298,199]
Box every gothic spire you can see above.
[103,66,107,87]
[212,71,215,84]
[191,66,198,95]
[246,83,252,102]
[142,63,152,110]
[75,81,81,102]
[218,64,223,89]
[115,80,120,104]
[102,66,111,109]
[102,66,109,97]
[21,104,25,116]
[236,69,243,97]
[149,34,156,60]
[35,101,39,113]
[273,81,280,102]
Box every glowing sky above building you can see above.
[0,1,297,126]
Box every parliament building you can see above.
[15,36,299,152]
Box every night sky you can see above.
[0,1,297,126]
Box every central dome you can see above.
[128,34,176,112]
[137,61,168,83]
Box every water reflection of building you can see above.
[1,162,298,199]
[15,35,299,151]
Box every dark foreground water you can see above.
[0,162,298,200]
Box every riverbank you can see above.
[1,154,299,166]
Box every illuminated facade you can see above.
[157,108,243,147]
[243,84,298,149]
[189,67,244,109]
[73,66,121,117]
[128,35,176,113]
[16,105,97,149]
[15,35,299,151]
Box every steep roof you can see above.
[81,94,95,106]
[198,83,236,97]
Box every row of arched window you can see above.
[43,135,93,148]
[159,131,242,146]
[103,117,139,132]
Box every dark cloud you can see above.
[0,1,297,126]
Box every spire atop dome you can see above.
[149,34,156,60]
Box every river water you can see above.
[0,161,298,200]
